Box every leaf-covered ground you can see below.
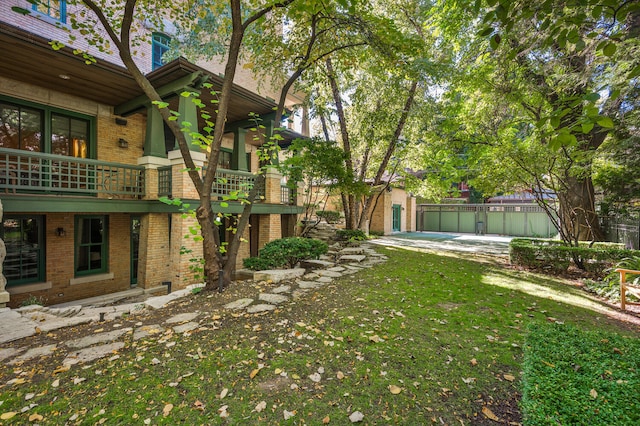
[1,246,638,425]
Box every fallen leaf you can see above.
[590,389,598,399]
[369,335,383,343]
[254,401,267,413]
[323,415,331,424]
[470,358,478,366]
[193,400,205,411]
[388,385,402,394]
[219,388,228,399]
[274,368,282,375]
[51,379,60,388]
[349,411,364,423]
[1,412,17,420]
[250,368,260,379]
[283,410,296,420]
[218,405,229,418]
[503,374,515,382]
[613,347,623,355]
[163,403,173,417]
[482,406,499,421]
[462,377,476,384]
[29,413,44,422]
[309,373,322,383]
[337,371,345,380]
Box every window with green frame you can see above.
[1,216,45,286]
[152,33,171,70]
[75,216,108,276]
[0,97,94,158]
[32,0,67,23]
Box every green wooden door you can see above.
[392,204,401,232]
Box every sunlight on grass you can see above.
[482,271,631,321]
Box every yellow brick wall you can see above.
[138,213,171,289]
[7,212,132,307]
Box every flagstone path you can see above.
[0,243,387,374]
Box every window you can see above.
[0,97,93,158]
[51,113,89,158]
[1,216,45,286]
[75,216,108,276]
[32,0,66,23]
[152,33,171,70]
[0,102,42,152]
[218,149,232,169]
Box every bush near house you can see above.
[243,237,328,270]
[521,323,640,424]
[509,238,633,276]
[316,210,342,224]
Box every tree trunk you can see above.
[557,175,605,243]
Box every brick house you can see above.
[0,1,306,307]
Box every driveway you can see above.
[371,231,513,256]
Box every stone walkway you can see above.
[0,243,387,372]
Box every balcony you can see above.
[158,166,264,201]
[0,148,144,198]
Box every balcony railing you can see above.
[159,166,264,200]
[0,148,144,198]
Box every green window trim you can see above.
[0,95,96,159]
[74,215,108,277]
[152,33,171,70]
[1,215,45,286]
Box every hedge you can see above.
[509,238,634,275]
[521,323,640,424]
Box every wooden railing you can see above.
[0,148,144,198]
[158,166,264,200]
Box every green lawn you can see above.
[1,246,637,425]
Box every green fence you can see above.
[417,204,558,237]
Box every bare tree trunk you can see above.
[558,176,605,243]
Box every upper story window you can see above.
[0,97,93,159]
[32,0,67,23]
[152,33,171,70]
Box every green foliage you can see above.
[335,229,368,242]
[19,294,45,307]
[522,323,640,424]
[316,210,341,224]
[509,238,633,275]
[243,237,328,270]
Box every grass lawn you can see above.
[1,245,638,425]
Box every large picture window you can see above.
[75,216,108,276]
[0,97,93,158]
[1,216,45,286]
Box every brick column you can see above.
[137,213,171,290]
[258,214,282,251]
[137,156,171,200]
[264,167,282,204]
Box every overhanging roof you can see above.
[0,21,278,123]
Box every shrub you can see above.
[335,229,368,242]
[20,295,45,307]
[368,230,384,237]
[316,210,341,224]
[509,238,633,276]
[243,237,328,270]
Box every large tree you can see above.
[419,0,640,245]
[23,0,329,290]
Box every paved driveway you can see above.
[371,232,513,256]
